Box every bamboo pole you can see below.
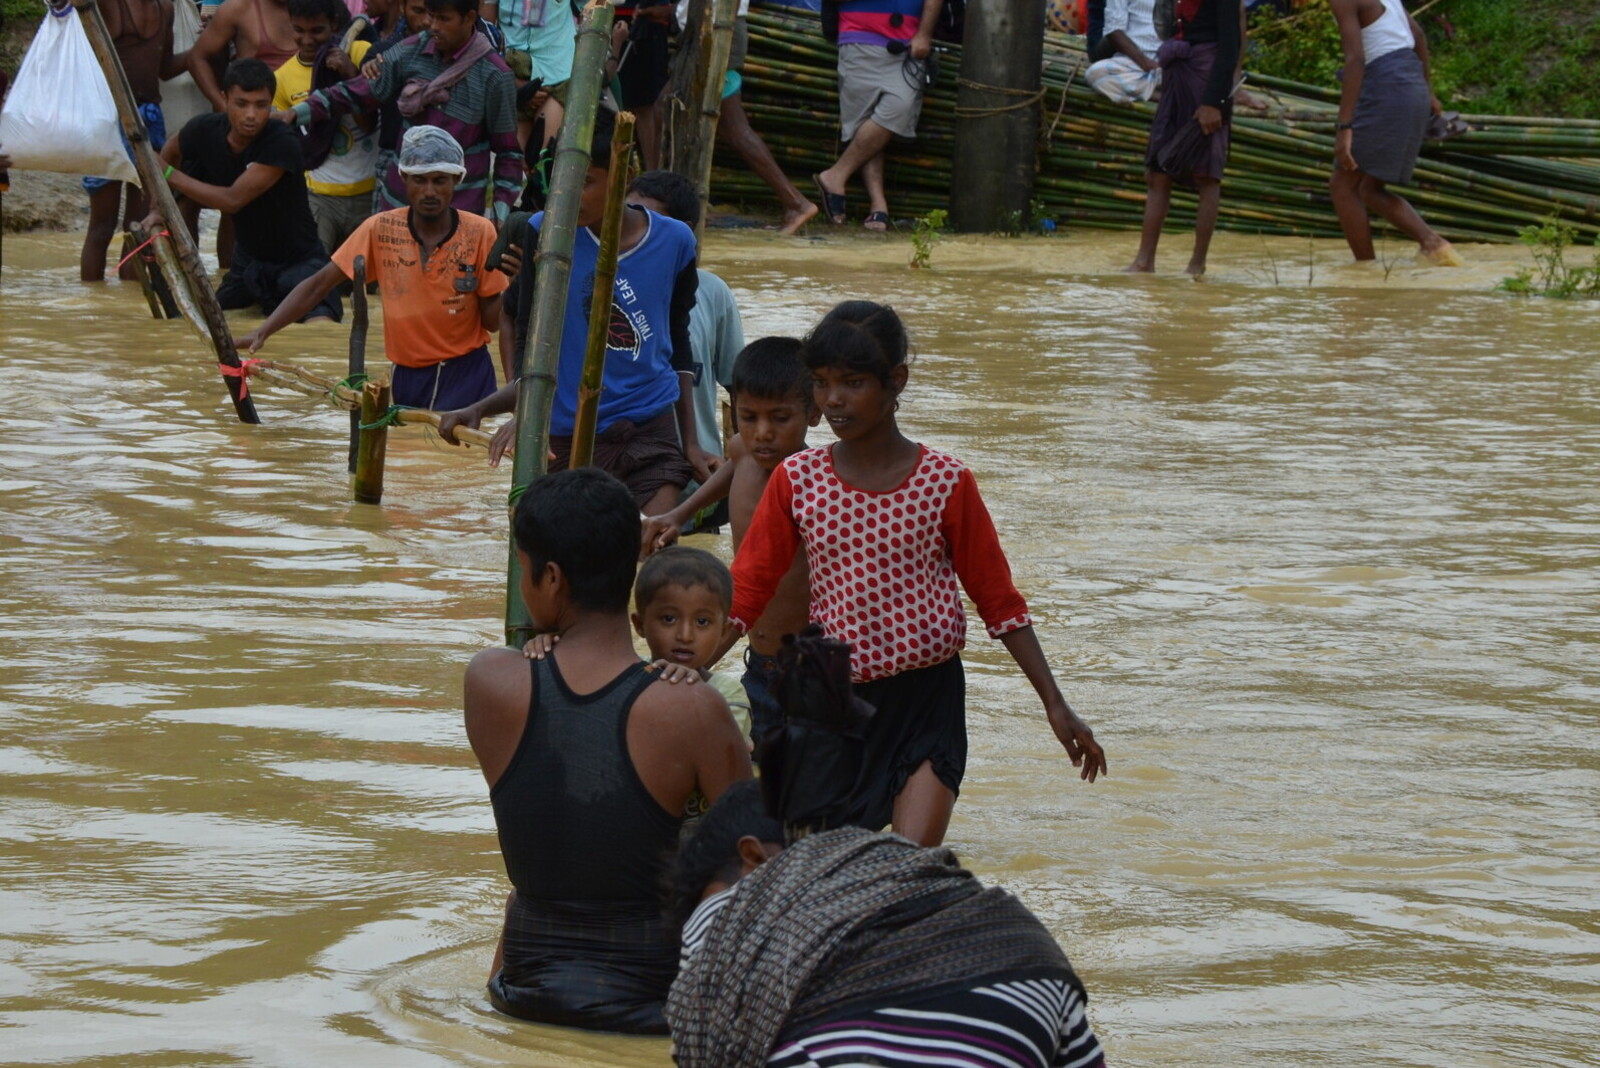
[150,231,212,343]
[674,0,737,244]
[570,110,635,469]
[346,256,368,474]
[73,0,260,423]
[124,222,169,319]
[505,0,616,646]
[353,381,391,504]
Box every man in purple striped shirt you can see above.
[280,0,522,223]
[812,0,942,232]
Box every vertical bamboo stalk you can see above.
[569,110,636,469]
[73,0,261,423]
[346,256,368,474]
[353,381,391,504]
[505,0,616,646]
[124,223,168,319]
[675,0,737,243]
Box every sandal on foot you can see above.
[862,210,890,232]
[812,173,846,225]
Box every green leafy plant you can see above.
[909,208,947,269]
[1246,0,1344,88]
[1497,215,1600,299]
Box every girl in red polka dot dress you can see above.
[729,301,1107,846]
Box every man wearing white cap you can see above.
[239,124,511,410]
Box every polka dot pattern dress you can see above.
[731,445,1033,683]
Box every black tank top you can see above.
[491,656,682,903]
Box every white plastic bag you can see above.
[159,0,210,138]
[0,5,141,184]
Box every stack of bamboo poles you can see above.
[714,7,1600,240]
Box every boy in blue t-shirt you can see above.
[438,109,714,514]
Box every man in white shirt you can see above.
[1084,0,1162,103]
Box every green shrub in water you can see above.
[909,209,947,269]
[1497,216,1600,300]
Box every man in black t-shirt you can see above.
[151,58,340,322]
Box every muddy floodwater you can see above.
[1,227,1597,1068]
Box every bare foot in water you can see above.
[1419,241,1464,267]
[1124,260,1155,273]
[776,200,819,235]
[1185,259,1207,277]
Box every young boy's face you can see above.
[577,163,609,227]
[734,391,817,470]
[632,583,730,670]
[291,15,336,62]
[223,85,275,141]
[403,0,430,28]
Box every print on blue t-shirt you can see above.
[528,208,698,436]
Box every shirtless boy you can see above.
[465,467,750,1033]
[641,336,819,738]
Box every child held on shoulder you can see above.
[641,336,820,740]
[527,546,752,750]
[728,301,1109,848]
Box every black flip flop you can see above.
[862,210,891,232]
[812,173,846,225]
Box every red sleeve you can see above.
[729,462,802,633]
[943,468,1033,638]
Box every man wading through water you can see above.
[239,125,509,411]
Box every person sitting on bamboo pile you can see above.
[81,0,188,283]
[466,467,751,1034]
[1328,0,1461,267]
[811,0,943,232]
[673,0,819,234]
[665,627,1108,1068]
[238,126,509,410]
[271,0,380,263]
[281,0,523,224]
[149,58,341,322]
[1084,0,1162,104]
[438,109,717,515]
[1125,0,1241,276]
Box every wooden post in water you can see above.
[570,110,635,469]
[353,381,391,504]
[670,0,737,243]
[73,0,261,423]
[950,0,1045,233]
[505,0,616,646]
[346,256,368,473]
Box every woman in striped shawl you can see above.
[664,628,1107,1068]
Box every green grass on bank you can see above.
[1248,0,1600,120]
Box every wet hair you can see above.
[634,546,732,615]
[512,468,640,613]
[424,0,479,14]
[731,336,809,405]
[286,0,345,26]
[666,780,783,928]
[628,169,700,229]
[222,58,277,96]
[802,300,909,387]
[589,105,617,168]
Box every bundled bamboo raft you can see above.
[716,7,1600,240]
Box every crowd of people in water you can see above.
[0,0,1471,1059]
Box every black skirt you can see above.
[848,656,968,831]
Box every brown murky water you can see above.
[1,227,1597,1067]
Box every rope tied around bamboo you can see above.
[954,77,1046,119]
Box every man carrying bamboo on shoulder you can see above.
[237,125,511,411]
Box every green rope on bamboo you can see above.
[358,404,408,430]
[337,373,370,392]
[507,482,529,509]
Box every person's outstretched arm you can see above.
[999,627,1107,781]
[166,154,287,214]
[188,0,239,110]
[236,261,349,351]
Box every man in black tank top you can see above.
[464,468,752,1034]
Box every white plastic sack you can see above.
[159,0,210,139]
[0,6,141,184]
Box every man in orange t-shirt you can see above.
[239,125,509,410]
